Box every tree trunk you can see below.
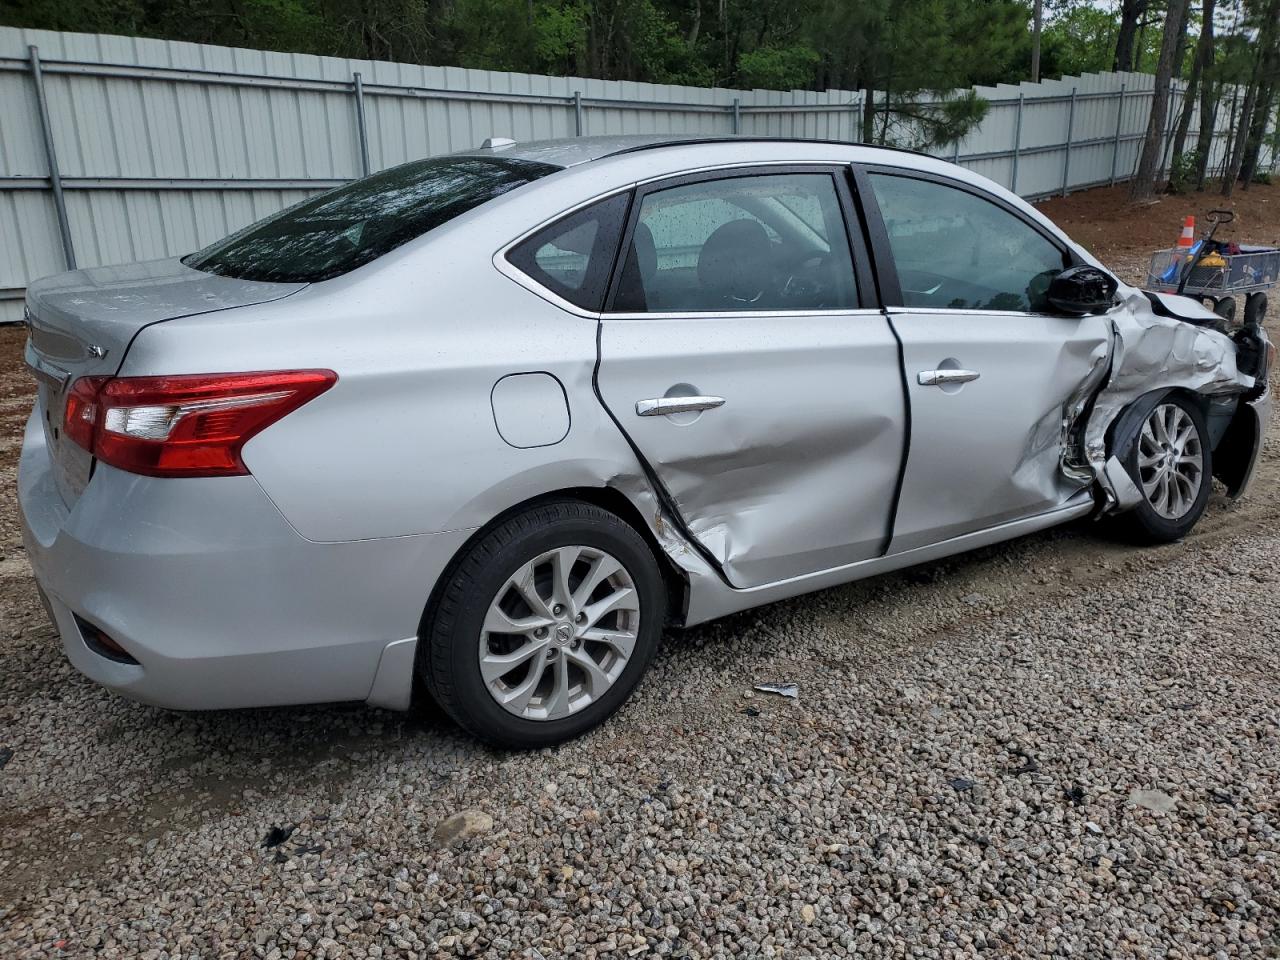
[1218,85,1241,181]
[1131,0,1193,201]
[1223,0,1280,195]
[1171,0,1192,76]
[1031,0,1043,82]
[1170,0,1215,172]
[1241,86,1277,188]
[1193,0,1219,188]
[1114,0,1149,72]
[1115,0,1145,71]
[1241,2,1280,187]
[1223,78,1259,196]
[1194,93,1218,190]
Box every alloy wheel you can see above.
[1137,402,1204,520]
[478,545,640,721]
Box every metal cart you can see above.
[1144,209,1276,326]
[1146,245,1280,297]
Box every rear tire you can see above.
[418,500,665,748]
[1112,395,1212,544]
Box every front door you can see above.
[595,168,906,588]
[861,168,1114,554]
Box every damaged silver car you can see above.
[18,135,1273,747]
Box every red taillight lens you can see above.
[63,375,110,450]
[63,370,337,478]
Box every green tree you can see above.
[1040,5,1125,77]
[1131,0,1192,200]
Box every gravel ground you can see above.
[2,188,1280,958]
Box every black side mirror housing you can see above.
[1046,265,1118,315]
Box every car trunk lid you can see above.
[23,257,306,506]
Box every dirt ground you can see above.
[1038,181,1280,285]
[0,184,1278,958]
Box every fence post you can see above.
[28,45,75,271]
[573,90,583,136]
[851,92,861,144]
[732,97,740,134]
[1110,82,1126,186]
[1061,86,1077,197]
[1011,91,1024,195]
[352,71,371,177]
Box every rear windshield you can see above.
[184,156,560,283]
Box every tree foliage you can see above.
[5,0,1280,159]
[0,0,1038,146]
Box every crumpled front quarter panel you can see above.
[1083,289,1256,506]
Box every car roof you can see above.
[460,134,925,169]
[444,134,1100,277]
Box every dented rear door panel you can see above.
[595,311,906,588]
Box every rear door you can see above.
[594,166,907,589]
[858,166,1114,554]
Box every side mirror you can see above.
[1047,265,1118,316]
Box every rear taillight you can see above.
[63,370,337,478]
[63,375,109,450]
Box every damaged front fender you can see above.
[1081,288,1266,512]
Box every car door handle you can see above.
[917,369,981,386]
[635,396,726,417]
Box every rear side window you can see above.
[611,173,857,313]
[505,193,630,311]
[185,156,559,283]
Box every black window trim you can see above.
[602,163,881,317]
[494,185,636,319]
[853,163,1079,314]
[503,191,632,314]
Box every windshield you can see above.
[184,156,560,283]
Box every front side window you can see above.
[186,156,559,283]
[505,193,630,311]
[612,173,857,313]
[869,173,1068,312]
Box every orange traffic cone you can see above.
[1172,215,1196,268]
[1177,215,1196,249]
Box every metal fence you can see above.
[0,25,1270,323]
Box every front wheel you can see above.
[1113,396,1212,544]
[418,500,665,748]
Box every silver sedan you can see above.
[18,135,1273,746]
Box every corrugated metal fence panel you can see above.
[1,25,1276,323]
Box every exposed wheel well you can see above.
[1101,386,1252,511]
[1104,387,1217,460]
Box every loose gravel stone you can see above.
[432,809,495,846]
[1128,788,1178,815]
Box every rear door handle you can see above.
[636,396,726,417]
[918,369,981,386]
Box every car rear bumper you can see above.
[17,408,471,712]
